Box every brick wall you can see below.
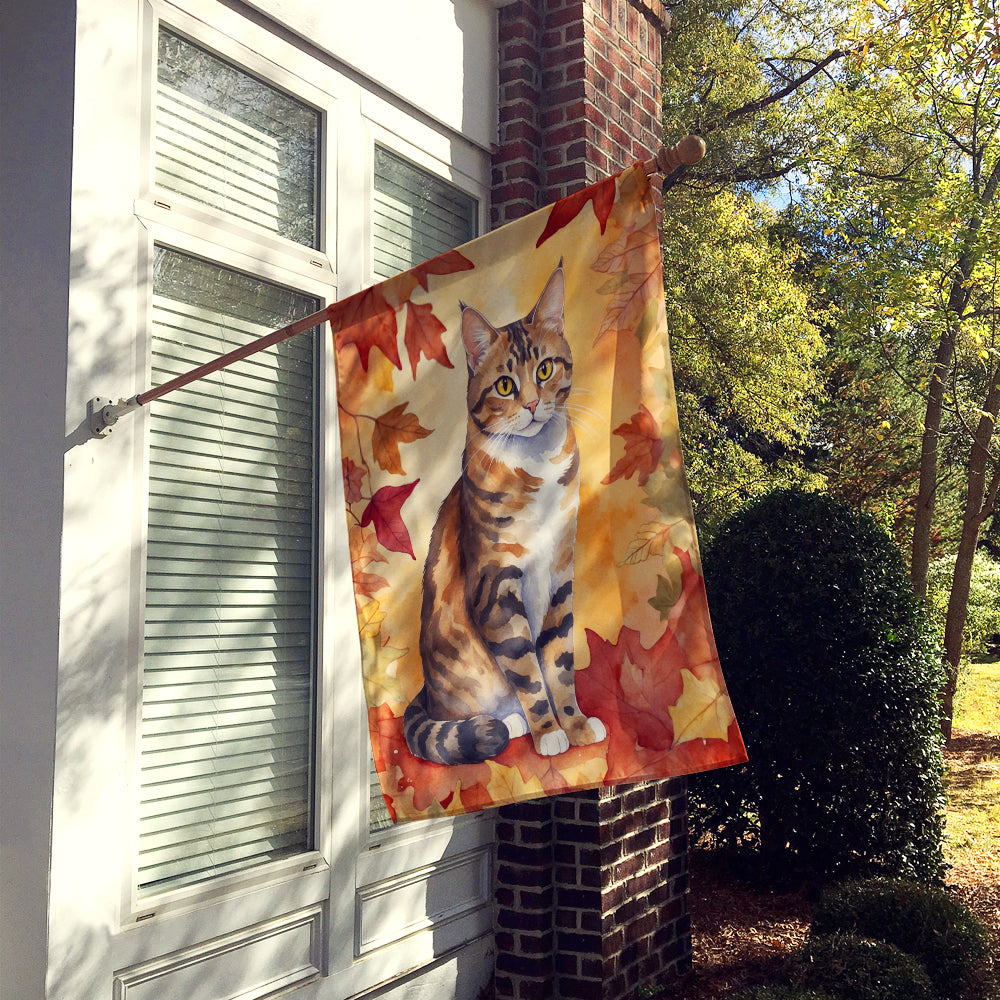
[493,0,668,227]
[491,3,692,998]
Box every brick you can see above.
[559,979,603,1000]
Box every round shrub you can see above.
[793,933,934,1000]
[691,488,946,881]
[812,878,988,998]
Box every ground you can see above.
[670,728,1000,1000]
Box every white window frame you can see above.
[110,0,496,992]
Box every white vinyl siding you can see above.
[367,146,477,831]
[137,247,319,895]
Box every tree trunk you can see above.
[910,331,955,598]
[941,377,1000,740]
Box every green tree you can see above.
[659,0,844,534]
[804,0,1000,736]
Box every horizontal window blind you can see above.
[139,247,318,895]
[156,28,320,248]
[368,147,477,831]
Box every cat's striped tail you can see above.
[403,688,510,765]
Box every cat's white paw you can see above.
[539,729,570,756]
[587,717,607,742]
[503,713,528,739]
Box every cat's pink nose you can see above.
[526,399,539,414]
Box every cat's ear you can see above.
[460,303,498,370]
[530,264,565,331]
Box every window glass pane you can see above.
[156,28,320,248]
[139,246,318,895]
[372,146,477,279]
[368,149,478,831]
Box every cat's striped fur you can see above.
[404,266,607,765]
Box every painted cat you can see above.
[404,265,607,766]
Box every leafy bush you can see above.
[732,987,837,1000]
[791,933,934,1000]
[691,489,946,881]
[811,878,988,999]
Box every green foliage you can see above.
[664,191,826,537]
[691,488,947,881]
[791,934,934,1000]
[811,878,988,999]
[927,550,1000,658]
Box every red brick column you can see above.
[492,3,691,999]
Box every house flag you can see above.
[334,163,747,823]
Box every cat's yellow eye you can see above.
[536,359,554,382]
[495,375,516,397]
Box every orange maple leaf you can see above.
[404,301,453,378]
[371,403,432,475]
[535,174,618,247]
[349,525,387,572]
[410,249,475,291]
[332,284,400,371]
[601,405,664,486]
[592,226,662,343]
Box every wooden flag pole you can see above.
[88,135,706,437]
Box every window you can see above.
[139,248,318,895]
[136,26,323,898]
[155,28,320,247]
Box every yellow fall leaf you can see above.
[668,668,735,746]
[557,752,608,787]
[357,599,386,639]
[485,760,546,804]
[360,633,408,707]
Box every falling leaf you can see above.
[371,403,432,475]
[342,457,365,504]
[332,284,401,371]
[535,173,618,247]
[591,226,662,343]
[404,301,453,378]
[360,633,408,707]
[602,405,665,486]
[357,599,386,638]
[360,480,420,558]
[669,668,736,746]
[485,759,547,803]
[410,248,475,290]
[648,562,684,618]
[349,525,387,572]
[354,570,390,600]
[622,520,674,564]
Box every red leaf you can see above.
[404,301,453,378]
[536,174,618,248]
[601,405,664,486]
[332,284,400,371]
[411,249,475,291]
[360,480,420,558]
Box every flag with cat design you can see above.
[335,163,747,823]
